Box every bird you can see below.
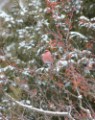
[41,50,54,68]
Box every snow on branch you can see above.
[5,93,75,120]
[70,31,87,40]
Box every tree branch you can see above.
[5,93,75,120]
[76,89,94,120]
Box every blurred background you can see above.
[0,0,10,10]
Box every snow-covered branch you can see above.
[5,93,75,120]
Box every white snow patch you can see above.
[70,31,87,39]
[79,16,89,21]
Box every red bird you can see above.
[41,50,54,67]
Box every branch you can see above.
[76,89,94,120]
[5,93,75,120]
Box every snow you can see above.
[6,43,15,51]
[70,31,87,40]
[19,41,26,47]
[0,10,14,22]
[41,34,49,42]
[56,60,68,72]
[0,55,5,61]
[19,0,27,14]
[16,19,23,23]
[91,17,95,21]
[4,65,15,71]
[22,68,31,77]
[79,16,89,21]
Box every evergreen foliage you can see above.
[0,0,95,119]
